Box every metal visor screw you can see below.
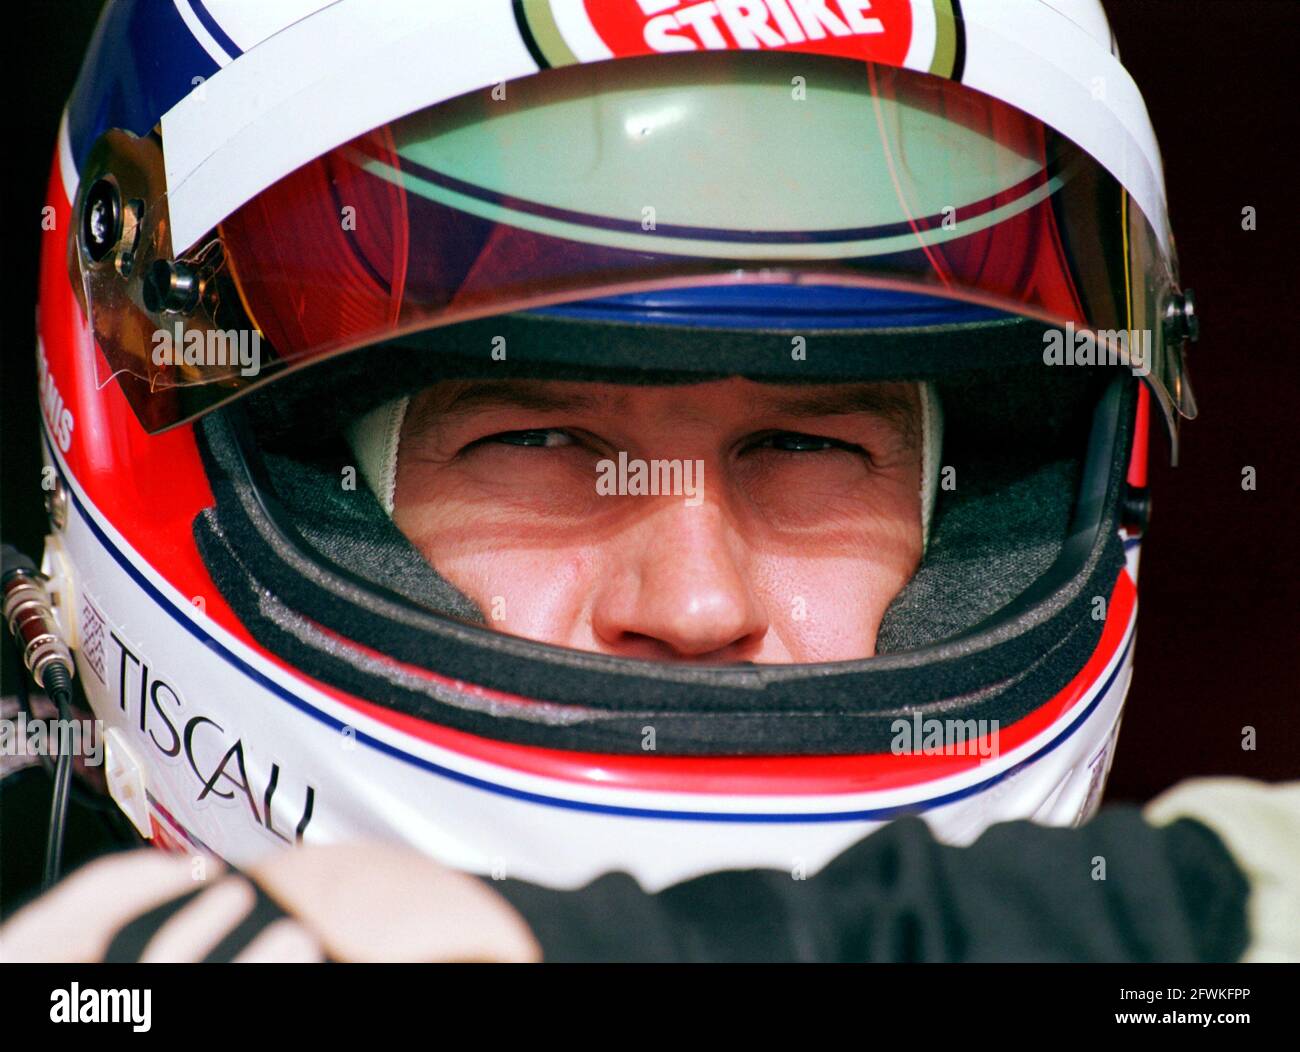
[1180,289,1199,343]
[81,178,121,263]
[1165,289,1200,344]
[142,259,201,314]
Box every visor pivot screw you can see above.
[142,259,202,315]
[1165,289,1199,343]
[80,178,121,264]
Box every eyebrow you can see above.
[407,381,620,433]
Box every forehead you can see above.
[409,377,920,434]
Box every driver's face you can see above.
[393,377,922,662]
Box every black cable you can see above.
[4,542,135,885]
[41,662,76,889]
[9,649,123,815]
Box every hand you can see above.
[0,842,541,963]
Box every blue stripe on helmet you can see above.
[526,285,1014,331]
[189,0,244,61]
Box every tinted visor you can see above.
[71,51,1193,435]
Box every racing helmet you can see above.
[35,0,1198,889]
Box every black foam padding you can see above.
[260,434,485,625]
[191,368,1132,755]
[876,366,1104,650]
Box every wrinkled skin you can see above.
[394,377,922,662]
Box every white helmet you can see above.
[37,0,1197,889]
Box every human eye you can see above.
[480,428,576,448]
[749,431,865,455]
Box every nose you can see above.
[591,496,769,661]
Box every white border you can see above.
[903,0,938,72]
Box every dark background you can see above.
[3,1,1297,809]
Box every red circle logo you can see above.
[582,0,915,65]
